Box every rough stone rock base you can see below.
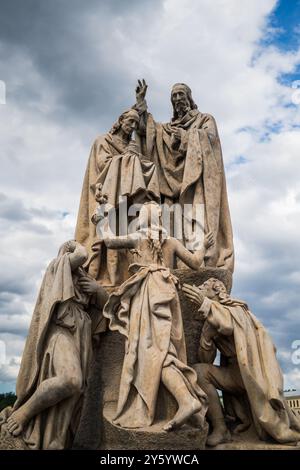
[101,401,208,450]
[0,426,29,450]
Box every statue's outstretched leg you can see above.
[7,332,82,437]
[161,366,202,432]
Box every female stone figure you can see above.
[102,202,214,431]
[0,241,107,449]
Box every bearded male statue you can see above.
[135,80,234,272]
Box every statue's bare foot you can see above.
[206,427,231,447]
[163,398,202,432]
[6,409,27,437]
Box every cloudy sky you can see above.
[0,0,300,393]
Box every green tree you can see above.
[0,392,17,411]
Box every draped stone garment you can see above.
[199,297,300,443]
[103,264,208,428]
[75,133,160,286]
[96,149,160,209]
[137,109,234,271]
[0,254,104,449]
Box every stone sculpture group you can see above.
[1,81,300,450]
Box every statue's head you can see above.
[171,83,197,119]
[110,109,139,138]
[57,240,76,258]
[139,201,162,231]
[198,277,229,302]
[138,201,165,263]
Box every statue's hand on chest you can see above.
[170,127,188,152]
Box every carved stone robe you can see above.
[75,133,160,287]
[103,239,208,428]
[136,109,234,272]
[1,254,105,449]
[198,297,300,443]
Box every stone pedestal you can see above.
[0,426,29,450]
[73,267,232,450]
[102,402,208,450]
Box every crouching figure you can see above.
[0,241,107,449]
[183,278,300,447]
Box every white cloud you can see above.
[0,333,24,385]
[0,357,21,383]
[284,368,300,392]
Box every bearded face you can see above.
[171,87,191,118]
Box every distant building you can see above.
[285,392,300,417]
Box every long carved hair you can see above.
[110,108,139,135]
[139,201,165,264]
[199,278,230,302]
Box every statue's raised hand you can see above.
[135,79,148,103]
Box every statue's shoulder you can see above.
[196,112,218,130]
[91,133,112,153]
[199,111,215,122]
[93,133,109,146]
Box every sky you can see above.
[0,0,300,393]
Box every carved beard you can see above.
[174,99,190,118]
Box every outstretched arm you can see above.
[97,217,139,249]
[181,283,217,363]
[103,233,139,250]
[182,283,234,337]
[173,232,214,270]
[135,79,148,108]
[134,79,148,135]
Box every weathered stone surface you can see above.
[0,425,28,450]
[74,267,232,449]
[72,344,104,450]
[101,402,208,450]
[75,81,235,287]
[72,82,234,449]
[174,267,232,364]
[0,241,105,451]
